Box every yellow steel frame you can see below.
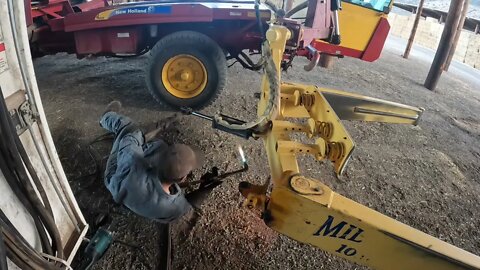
[247,25,480,270]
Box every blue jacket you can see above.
[101,112,191,223]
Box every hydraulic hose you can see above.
[0,122,62,259]
[285,0,308,18]
[214,0,279,132]
[0,91,64,259]
[255,0,265,40]
[0,230,7,270]
[0,150,54,257]
[0,210,60,270]
[264,0,278,13]
[12,130,55,216]
[0,212,46,267]
[0,128,53,256]
[2,228,59,270]
[214,41,279,132]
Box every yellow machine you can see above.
[190,25,480,270]
[339,0,391,51]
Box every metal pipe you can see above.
[12,129,55,217]
[403,0,425,59]
[329,0,341,44]
[191,112,213,121]
[156,223,172,270]
[0,91,64,259]
[0,231,7,270]
[332,10,340,37]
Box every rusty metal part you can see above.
[325,141,344,161]
[239,179,270,210]
[289,176,323,195]
[156,223,172,270]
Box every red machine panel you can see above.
[74,26,144,55]
[361,17,390,62]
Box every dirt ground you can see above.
[33,40,480,270]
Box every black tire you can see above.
[146,31,227,109]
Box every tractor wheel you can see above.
[146,31,227,109]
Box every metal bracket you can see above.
[9,100,38,135]
[239,177,271,211]
[19,100,38,126]
[9,109,27,135]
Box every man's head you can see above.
[160,144,201,184]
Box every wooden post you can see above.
[475,23,479,34]
[424,0,465,91]
[444,0,469,71]
[403,0,425,59]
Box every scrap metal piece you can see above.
[303,45,320,71]
[239,178,270,211]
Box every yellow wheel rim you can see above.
[161,54,208,99]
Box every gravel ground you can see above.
[33,39,480,269]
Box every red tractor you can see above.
[27,0,391,108]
